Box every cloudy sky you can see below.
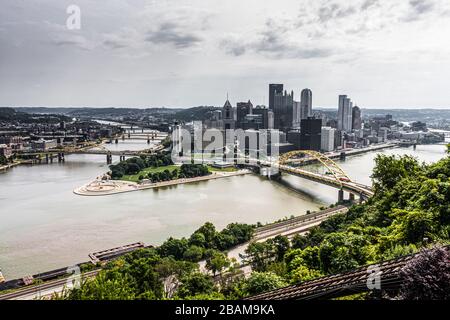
[1,0,450,108]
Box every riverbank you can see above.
[74,169,251,196]
[0,204,345,299]
[0,162,21,172]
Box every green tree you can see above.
[183,245,204,262]
[242,241,276,272]
[176,273,216,299]
[189,232,206,248]
[290,265,323,283]
[269,235,290,261]
[205,251,231,276]
[195,222,217,246]
[157,237,189,260]
[371,154,421,195]
[242,272,287,296]
[64,271,136,300]
[0,155,8,165]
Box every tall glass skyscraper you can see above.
[338,95,353,132]
[269,84,283,110]
[300,89,313,120]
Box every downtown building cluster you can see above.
[201,84,364,154]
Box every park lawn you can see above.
[207,165,238,173]
[121,165,179,182]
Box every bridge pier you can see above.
[340,152,346,161]
[45,153,49,164]
[106,153,112,165]
[349,193,355,202]
[359,193,364,204]
[57,152,65,163]
[115,138,118,144]
[338,189,344,203]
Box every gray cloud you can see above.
[410,0,435,14]
[222,21,334,60]
[49,34,93,51]
[317,3,357,23]
[361,0,379,11]
[145,22,202,48]
[102,39,127,50]
[403,0,436,21]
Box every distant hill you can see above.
[11,106,450,124]
[12,106,219,122]
[0,107,70,123]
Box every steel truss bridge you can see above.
[275,150,374,199]
[237,150,373,200]
[16,143,165,158]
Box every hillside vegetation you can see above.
[59,151,450,300]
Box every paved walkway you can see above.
[74,170,251,196]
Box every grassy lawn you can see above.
[119,164,238,182]
[121,165,179,182]
[207,165,238,173]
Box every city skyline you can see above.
[2,0,450,109]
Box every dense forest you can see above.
[59,150,450,300]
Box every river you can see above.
[0,139,447,279]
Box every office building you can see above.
[268,110,274,129]
[236,100,253,128]
[338,95,353,132]
[273,90,294,132]
[300,89,313,120]
[222,99,235,130]
[269,84,283,110]
[300,118,322,151]
[0,144,12,158]
[31,139,57,151]
[321,127,336,152]
[252,105,271,129]
[352,105,362,130]
[293,101,301,129]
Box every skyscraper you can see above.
[338,95,353,132]
[269,84,283,111]
[293,100,301,129]
[273,90,294,132]
[222,99,235,130]
[352,105,362,130]
[300,118,322,151]
[321,127,336,152]
[252,105,270,129]
[300,89,313,120]
[236,100,253,128]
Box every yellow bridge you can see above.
[259,150,374,201]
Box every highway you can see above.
[199,205,349,276]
